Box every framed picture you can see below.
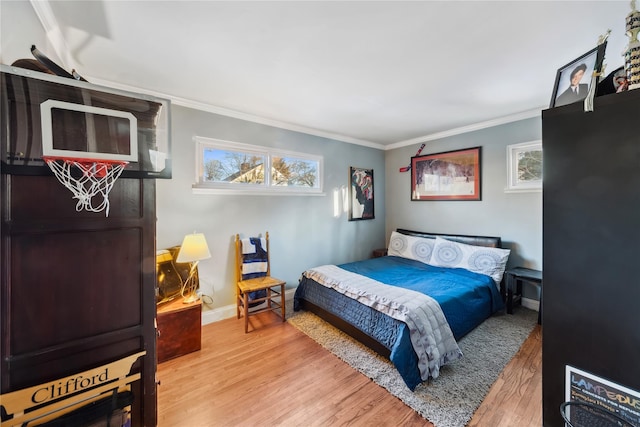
[411,147,481,201]
[349,166,374,220]
[565,365,640,426]
[550,43,607,108]
[506,140,542,192]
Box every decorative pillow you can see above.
[429,237,510,285]
[387,231,435,265]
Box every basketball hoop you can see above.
[43,156,128,217]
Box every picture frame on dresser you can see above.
[410,147,481,201]
[550,43,607,108]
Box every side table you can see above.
[505,267,542,324]
[372,248,388,258]
[157,298,202,363]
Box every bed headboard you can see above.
[396,228,502,249]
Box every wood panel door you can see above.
[0,174,157,426]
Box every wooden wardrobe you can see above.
[1,66,166,426]
[542,88,640,426]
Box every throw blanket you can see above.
[303,265,462,381]
[241,237,268,280]
[241,237,266,254]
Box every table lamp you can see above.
[176,233,211,303]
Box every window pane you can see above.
[271,156,319,188]
[196,137,323,194]
[516,150,542,183]
[203,148,266,185]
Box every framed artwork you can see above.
[410,147,481,201]
[506,141,542,192]
[550,43,607,108]
[565,365,640,426]
[349,166,374,220]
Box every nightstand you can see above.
[372,248,387,258]
[505,267,542,324]
[157,298,202,363]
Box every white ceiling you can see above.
[28,1,633,148]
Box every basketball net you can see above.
[43,156,128,217]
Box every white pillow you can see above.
[429,237,510,285]
[387,231,435,265]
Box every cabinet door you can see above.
[1,176,157,426]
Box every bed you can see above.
[293,229,509,390]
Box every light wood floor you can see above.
[157,310,542,426]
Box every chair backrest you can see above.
[235,232,271,283]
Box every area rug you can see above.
[287,306,537,427]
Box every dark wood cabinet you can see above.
[542,90,640,426]
[372,248,387,258]
[0,174,158,426]
[0,68,168,426]
[157,299,202,363]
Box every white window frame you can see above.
[193,136,324,196]
[505,140,542,193]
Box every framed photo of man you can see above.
[550,43,606,108]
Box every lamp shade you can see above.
[176,233,211,263]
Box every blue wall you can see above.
[385,117,543,301]
[157,105,386,311]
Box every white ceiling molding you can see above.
[83,74,385,150]
[78,74,543,152]
[386,108,544,151]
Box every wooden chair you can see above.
[235,232,286,333]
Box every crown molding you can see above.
[385,108,543,151]
[83,75,385,149]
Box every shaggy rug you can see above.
[287,306,537,427]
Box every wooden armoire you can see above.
[1,65,170,426]
[542,89,640,426]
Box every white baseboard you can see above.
[201,304,237,325]
[201,288,297,325]
[522,297,540,312]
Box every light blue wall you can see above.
[157,105,386,310]
[385,117,543,299]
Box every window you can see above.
[194,137,323,195]
[506,141,542,192]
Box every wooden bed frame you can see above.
[297,228,505,359]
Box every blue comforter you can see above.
[294,256,504,390]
